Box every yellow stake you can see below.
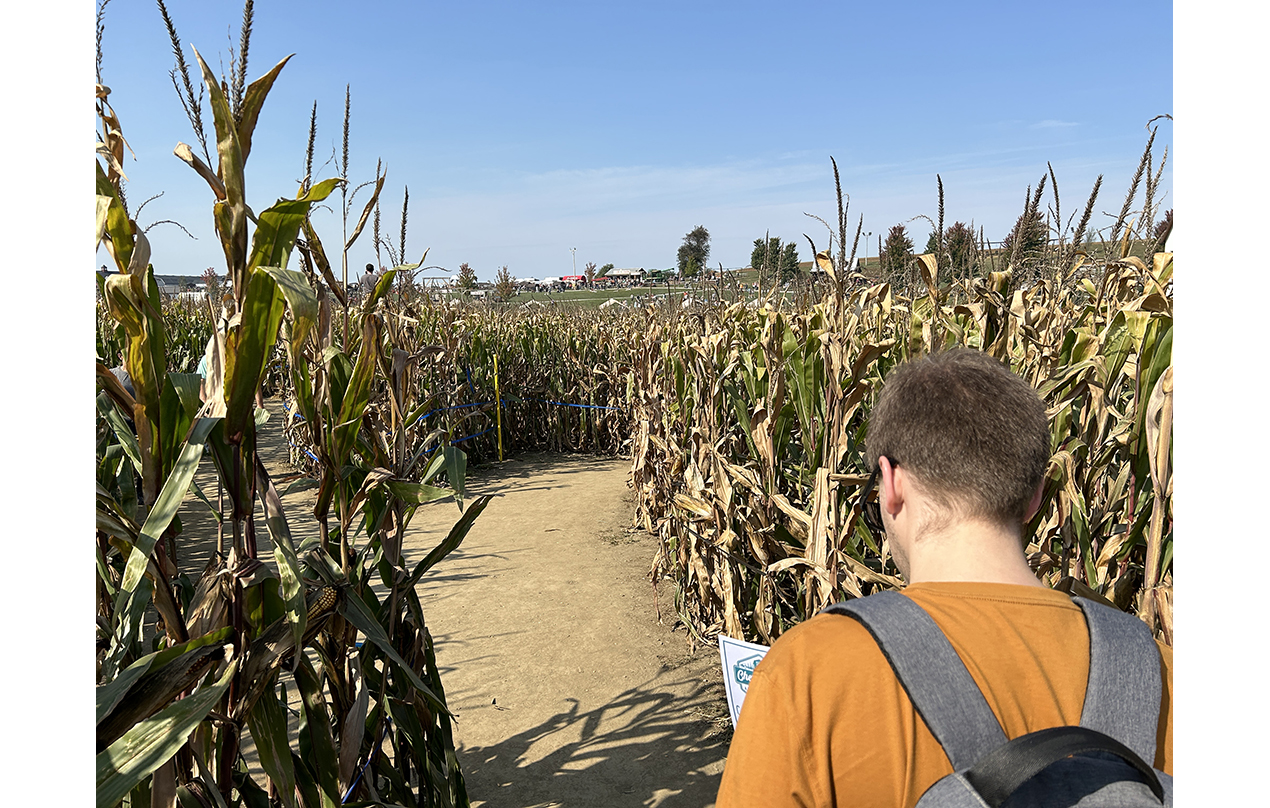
[494,353,504,462]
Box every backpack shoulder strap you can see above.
[823,591,1007,771]
[1072,597,1162,764]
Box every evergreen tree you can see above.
[780,241,800,284]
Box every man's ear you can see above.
[1023,479,1045,522]
[880,456,904,517]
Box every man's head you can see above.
[865,348,1050,529]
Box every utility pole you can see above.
[570,247,577,276]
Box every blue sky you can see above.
[93,0,1173,281]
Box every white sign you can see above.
[719,635,771,728]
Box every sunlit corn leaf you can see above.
[96,162,134,271]
[347,172,386,252]
[190,46,245,216]
[223,269,285,444]
[361,267,400,314]
[96,194,113,247]
[329,316,381,465]
[173,142,226,200]
[235,54,294,165]
[383,481,452,505]
[249,179,342,274]
[261,266,320,357]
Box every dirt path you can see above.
[175,402,730,807]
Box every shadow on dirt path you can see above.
[407,452,730,807]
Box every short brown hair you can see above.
[865,348,1050,525]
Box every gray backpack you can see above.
[823,591,1172,807]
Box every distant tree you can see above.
[495,265,516,301]
[924,231,940,256]
[780,242,800,284]
[598,263,614,277]
[456,261,478,290]
[584,261,597,286]
[881,224,914,279]
[677,225,710,276]
[752,235,799,285]
[751,236,779,285]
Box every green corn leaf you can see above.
[337,671,370,793]
[294,656,342,808]
[420,450,447,485]
[187,480,222,522]
[404,495,492,590]
[190,46,245,217]
[256,455,307,665]
[212,200,247,285]
[261,265,320,357]
[191,737,232,808]
[223,269,286,444]
[96,655,155,727]
[383,481,453,506]
[248,178,343,273]
[97,391,141,473]
[246,675,298,808]
[232,768,271,808]
[330,316,380,465]
[1098,311,1134,388]
[95,659,237,808]
[421,624,467,806]
[236,55,294,165]
[281,477,320,497]
[301,218,346,307]
[105,417,218,679]
[96,162,134,271]
[361,268,399,313]
[338,593,451,717]
[442,445,467,509]
[98,636,231,752]
[168,372,204,421]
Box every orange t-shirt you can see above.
[715,582,1173,808]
